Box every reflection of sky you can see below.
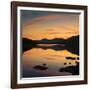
[22,48,78,77]
[23,48,78,68]
[21,10,80,40]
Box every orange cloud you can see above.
[22,13,79,40]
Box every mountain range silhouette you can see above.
[22,35,79,55]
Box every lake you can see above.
[22,44,79,78]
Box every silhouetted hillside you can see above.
[22,38,37,52]
[66,35,79,55]
[22,35,79,55]
[35,38,65,44]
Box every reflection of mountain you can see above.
[22,35,79,55]
[36,44,65,51]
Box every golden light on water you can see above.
[22,48,79,76]
[23,48,78,66]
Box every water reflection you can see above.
[22,34,79,77]
[22,45,79,78]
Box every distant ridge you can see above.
[22,35,79,55]
[34,38,65,44]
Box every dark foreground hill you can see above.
[65,35,79,55]
[22,38,37,52]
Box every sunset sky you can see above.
[21,10,80,40]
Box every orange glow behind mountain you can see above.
[22,12,79,40]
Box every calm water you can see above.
[22,45,79,78]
